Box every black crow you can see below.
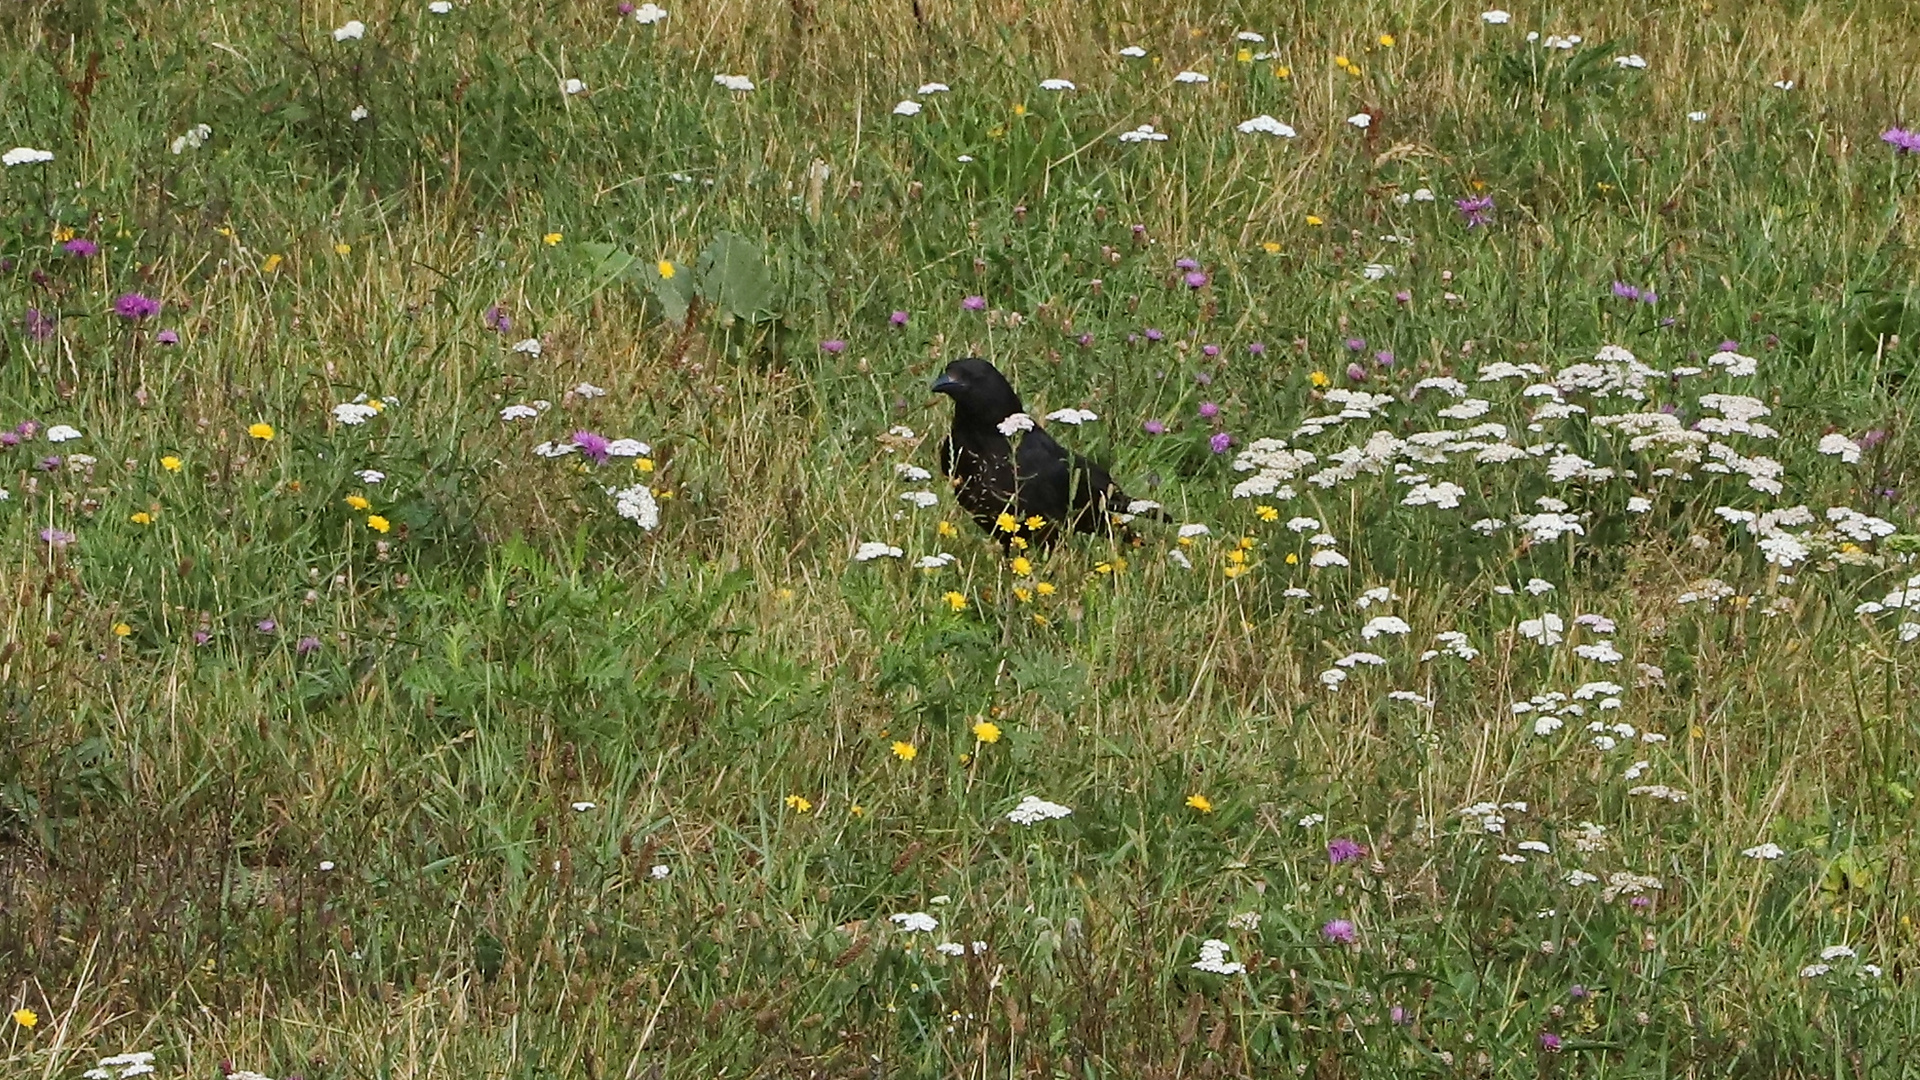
[930,357,1160,548]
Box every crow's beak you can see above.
[930,372,961,395]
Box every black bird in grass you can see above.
[930,356,1161,548]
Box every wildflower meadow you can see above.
[5,0,1920,1076]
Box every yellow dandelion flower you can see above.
[1345,62,1362,77]
[973,720,1002,744]
[1305,214,1325,227]
[1013,586,1033,603]
[891,740,918,761]
[1238,536,1256,550]
[334,242,351,255]
[1025,515,1047,531]
[161,455,182,472]
[344,495,371,510]
[1012,103,1027,117]
[1095,562,1114,575]
[1186,794,1215,814]
[1262,241,1282,254]
[1378,33,1396,47]
[1032,613,1049,626]
[938,520,959,537]
[543,232,563,246]
[1226,549,1248,565]
[11,1007,36,1029]
[1308,370,1331,387]
[247,422,274,441]
[657,259,676,279]
[1236,48,1253,63]
[1008,535,1029,550]
[1256,505,1279,522]
[1274,65,1291,78]
[942,590,968,611]
[130,511,153,525]
[367,515,391,533]
[1223,564,1250,579]
[1035,581,1056,597]
[262,253,283,273]
[785,794,813,814]
[849,804,865,817]
[1285,552,1299,565]
[636,457,656,473]
[1334,54,1351,69]
[111,622,132,638]
[995,512,1020,533]
[52,225,74,242]
[1010,556,1033,576]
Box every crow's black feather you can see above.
[930,357,1160,548]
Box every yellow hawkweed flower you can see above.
[785,794,813,813]
[849,804,865,817]
[1236,48,1253,63]
[1274,65,1291,79]
[1035,581,1056,597]
[1226,549,1248,566]
[1334,55,1352,69]
[161,455,183,472]
[1032,613,1050,626]
[543,232,563,246]
[1285,552,1299,565]
[334,242,351,255]
[1262,241,1282,254]
[1186,794,1215,814]
[247,422,275,441]
[1305,214,1324,227]
[1378,33,1396,47]
[1309,370,1331,387]
[1013,587,1033,603]
[1025,515,1047,531]
[1238,536,1256,550]
[657,259,676,279]
[1095,562,1114,575]
[52,225,74,242]
[367,515,391,533]
[938,521,958,537]
[1012,103,1027,116]
[891,740,918,761]
[1256,505,1279,522]
[130,511,153,525]
[636,457,655,473]
[942,591,968,611]
[1010,556,1033,576]
[344,495,371,510]
[262,253,283,273]
[112,622,132,637]
[1223,564,1250,579]
[973,720,1002,743]
[1008,535,1029,550]
[11,1007,36,1029]
[996,512,1020,533]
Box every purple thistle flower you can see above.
[1883,127,1920,154]
[22,307,53,340]
[485,306,512,333]
[1569,985,1589,1000]
[1194,371,1213,386]
[1327,837,1366,864]
[113,292,160,321]
[1201,343,1219,357]
[1346,362,1368,383]
[1455,195,1495,228]
[36,456,61,471]
[819,338,846,353]
[1539,1032,1563,1053]
[193,630,212,646]
[1198,401,1220,419]
[1143,419,1166,435]
[0,432,16,447]
[572,429,612,464]
[1143,328,1163,342]
[1247,342,1265,355]
[1322,918,1357,944]
[1344,337,1366,352]
[1183,271,1209,289]
[63,238,98,258]
[1611,280,1641,302]
[889,310,909,326]
[156,329,180,345]
[1394,290,1411,305]
[1175,257,1199,270]
[1208,431,1232,454]
[296,636,322,655]
[962,295,986,311]
[1076,333,1094,348]
[39,527,75,548]
[1374,350,1395,367]
[256,618,277,634]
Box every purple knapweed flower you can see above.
[22,308,53,340]
[1076,333,1094,348]
[1374,350,1395,367]
[256,618,277,634]
[0,432,16,447]
[156,329,180,345]
[1719,339,1740,351]
[1455,195,1495,228]
[1175,257,1199,270]
[1198,401,1220,419]
[1183,271,1209,289]
[1861,429,1889,449]
[889,310,909,326]
[962,295,986,311]
[819,338,846,354]
[17,421,38,438]
[1611,280,1641,302]
[618,1,635,12]
[572,429,612,464]
[1327,837,1367,864]
[1247,341,1265,355]
[1569,985,1589,1000]
[1344,337,1366,352]
[63,238,98,258]
[296,636,322,655]
[1883,127,1920,154]
[1201,343,1219,358]
[1394,290,1411,305]
[36,456,60,471]
[1389,1006,1408,1025]
[1539,1032,1563,1053]
[1143,328,1164,342]
[39,527,75,548]
[193,630,212,646]
[114,292,160,321]
[1143,419,1167,435]
[1346,362,1368,382]
[1194,371,1213,386]
[485,306,512,333]
[1322,918,1357,944]
[1208,431,1232,454]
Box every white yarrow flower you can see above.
[1347,112,1373,129]
[609,484,660,530]
[1007,795,1072,825]
[714,74,756,92]
[45,424,81,442]
[996,412,1037,436]
[333,19,366,40]
[1039,78,1076,91]
[893,100,923,116]
[890,911,938,933]
[633,2,668,23]
[3,147,53,166]
[853,541,903,562]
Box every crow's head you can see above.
[931,357,1024,425]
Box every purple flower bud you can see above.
[1247,341,1265,355]
[1143,419,1166,435]
[22,307,53,340]
[819,338,846,353]
[1194,371,1213,386]
[1076,333,1094,347]
[890,310,910,326]
[36,456,60,471]
[1394,290,1411,305]
[1569,985,1589,1000]
[962,295,986,311]
[193,630,212,646]
[618,1,635,12]
[1198,401,1219,419]
[1209,431,1232,454]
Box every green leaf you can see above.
[695,230,779,324]
[648,257,695,329]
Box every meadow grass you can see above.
[4,0,1920,1076]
